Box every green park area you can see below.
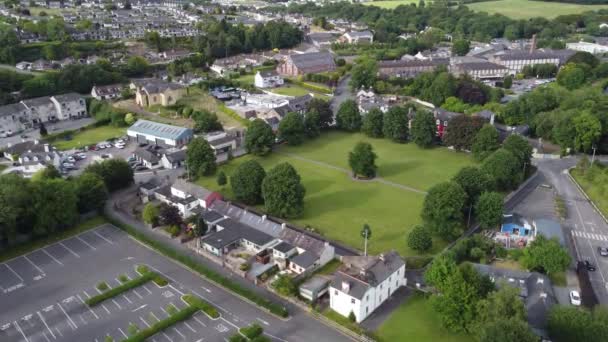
[53,125,126,150]
[376,293,470,342]
[197,131,473,257]
[571,164,608,219]
[364,0,608,18]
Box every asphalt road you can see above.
[330,75,352,115]
[536,157,608,304]
[0,223,352,342]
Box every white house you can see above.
[566,41,608,55]
[329,251,406,323]
[152,178,220,217]
[127,119,193,147]
[254,70,284,88]
[339,30,374,44]
[204,131,238,155]
[91,84,123,100]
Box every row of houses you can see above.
[0,93,87,138]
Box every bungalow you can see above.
[254,70,284,88]
[17,144,62,177]
[204,131,238,156]
[329,251,406,323]
[279,228,335,275]
[201,218,278,257]
[133,147,161,169]
[160,148,186,169]
[338,30,373,44]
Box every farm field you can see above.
[197,131,473,257]
[376,293,470,342]
[466,0,608,19]
[363,0,418,9]
[53,125,126,150]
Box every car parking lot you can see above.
[61,139,137,176]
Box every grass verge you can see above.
[0,216,107,263]
[106,216,289,318]
[86,266,169,306]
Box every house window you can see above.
[334,290,338,296]
[380,284,383,289]
[366,295,369,301]
[366,307,368,314]
[351,298,355,304]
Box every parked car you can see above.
[66,156,76,163]
[77,153,87,159]
[89,145,99,151]
[579,260,596,272]
[115,142,125,149]
[570,290,581,306]
[100,154,110,159]
[598,247,608,257]
[62,162,75,168]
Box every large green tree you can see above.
[521,235,571,275]
[75,172,108,213]
[453,166,494,207]
[31,178,79,236]
[0,174,32,244]
[278,112,306,146]
[84,159,134,192]
[362,108,384,138]
[245,119,275,156]
[422,181,467,240]
[303,110,321,138]
[451,39,471,56]
[443,115,485,150]
[557,63,586,90]
[407,225,432,252]
[230,160,266,205]
[348,142,377,178]
[193,110,222,133]
[350,58,378,90]
[186,137,217,178]
[382,106,409,143]
[410,110,436,148]
[262,163,305,218]
[502,134,533,171]
[573,111,602,152]
[548,306,608,342]
[472,124,500,161]
[306,98,333,129]
[336,99,361,132]
[481,148,521,191]
[475,192,503,230]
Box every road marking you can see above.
[77,236,96,250]
[193,315,206,327]
[77,294,99,319]
[24,255,45,275]
[94,231,113,244]
[264,332,289,342]
[13,320,29,342]
[118,328,128,339]
[201,286,212,293]
[57,302,77,330]
[184,321,197,333]
[162,332,173,342]
[54,327,63,337]
[4,263,24,282]
[112,299,122,310]
[132,304,147,313]
[132,289,143,299]
[83,290,92,298]
[41,330,51,342]
[150,312,161,322]
[191,290,230,314]
[59,242,80,258]
[102,304,111,315]
[42,249,63,266]
[160,306,169,317]
[122,294,132,304]
[173,327,185,339]
[139,316,151,328]
[220,317,240,330]
[37,311,56,339]
[256,318,269,326]
[142,285,153,295]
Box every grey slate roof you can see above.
[171,178,212,201]
[279,228,327,256]
[273,241,296,254]
[128,119,193,141]
[52,93,83,103]
[163,149,186,163]
[22,96,52,108]
[288,52,335,70]
[259,69,279,78]
[134,147,159,163]
[203,218,276,249]
[210,200,283,238]
[0,103,27,118]
[290,250,318,269]
[200,210,224,224]
[3,141,49,155]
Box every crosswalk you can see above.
[572,230,608,241]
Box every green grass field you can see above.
[197,131,473,256]
[572,165,608,219]
[268,85,331,101]
[466,0,608,19]
[376,293,470,342]
[53,125,126,150]
[364,0,608,18]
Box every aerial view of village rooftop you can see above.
[0,0,608,341]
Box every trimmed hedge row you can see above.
[286,79,332,94]
[122,304,199,342]
[240,323,263,339]
[183,294,219,318]
[107,217,289,318]
[86,272,158,306]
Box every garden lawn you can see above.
[197,132,473,256]
[53,125,126,150]
[177,88,246,128]
[268,85,331,101]
[466,0,608,19]
[376,293,470,342]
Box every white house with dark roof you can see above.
[339,30,373,44]
[127,119,193,147]
[150,178,222,218]
[254,70,284,88]
[330,251,406,323]
[91,84,124,100]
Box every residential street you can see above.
[330,75,353,115]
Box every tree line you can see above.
[0,158,133,247]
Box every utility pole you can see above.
[592,145,597,166]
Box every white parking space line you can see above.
[37,311,56,339]
[173,327,185,339]
[57,302,77,330]
[42,249,63,266]
[143,285,153,295]
[13,320,29,342]
[94,231,113,244]
[133,289,143,299]
[160,306,169,317]
[77,294,99,319]
[162,331,173,342]
[112,299,122,310]
[24,255,45,275]
[139,316,151,328]
[122,294,133,304]
[59,242,80,258]
[83,290,92,298]
[41,330,51,342]
[4,263,24,282]
[184,321,196,333]
[102,304,111,315]
[118,328,128,339]
[54,327,63,337]
[76,236,96,250]
[150,312,161,322]
[193,315,206,327]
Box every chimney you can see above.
[262,215,267,222]
[341,281,350,293]
[44,144,50,152]
[529,34,537,54]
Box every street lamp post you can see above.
[592,145,597,166]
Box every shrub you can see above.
[136,265,150,275]
[104,335,114,342]
[97,281,109,292]
[165,225,181,238]
[239,263,250,271]
[240,323,264,339]
[182,294,220,318]
[128,322,139,335]
[348,311,356,322]
[119,274,129,283]
[229,334,247,342]
[86,270,168,306]
[166,304,178,315]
